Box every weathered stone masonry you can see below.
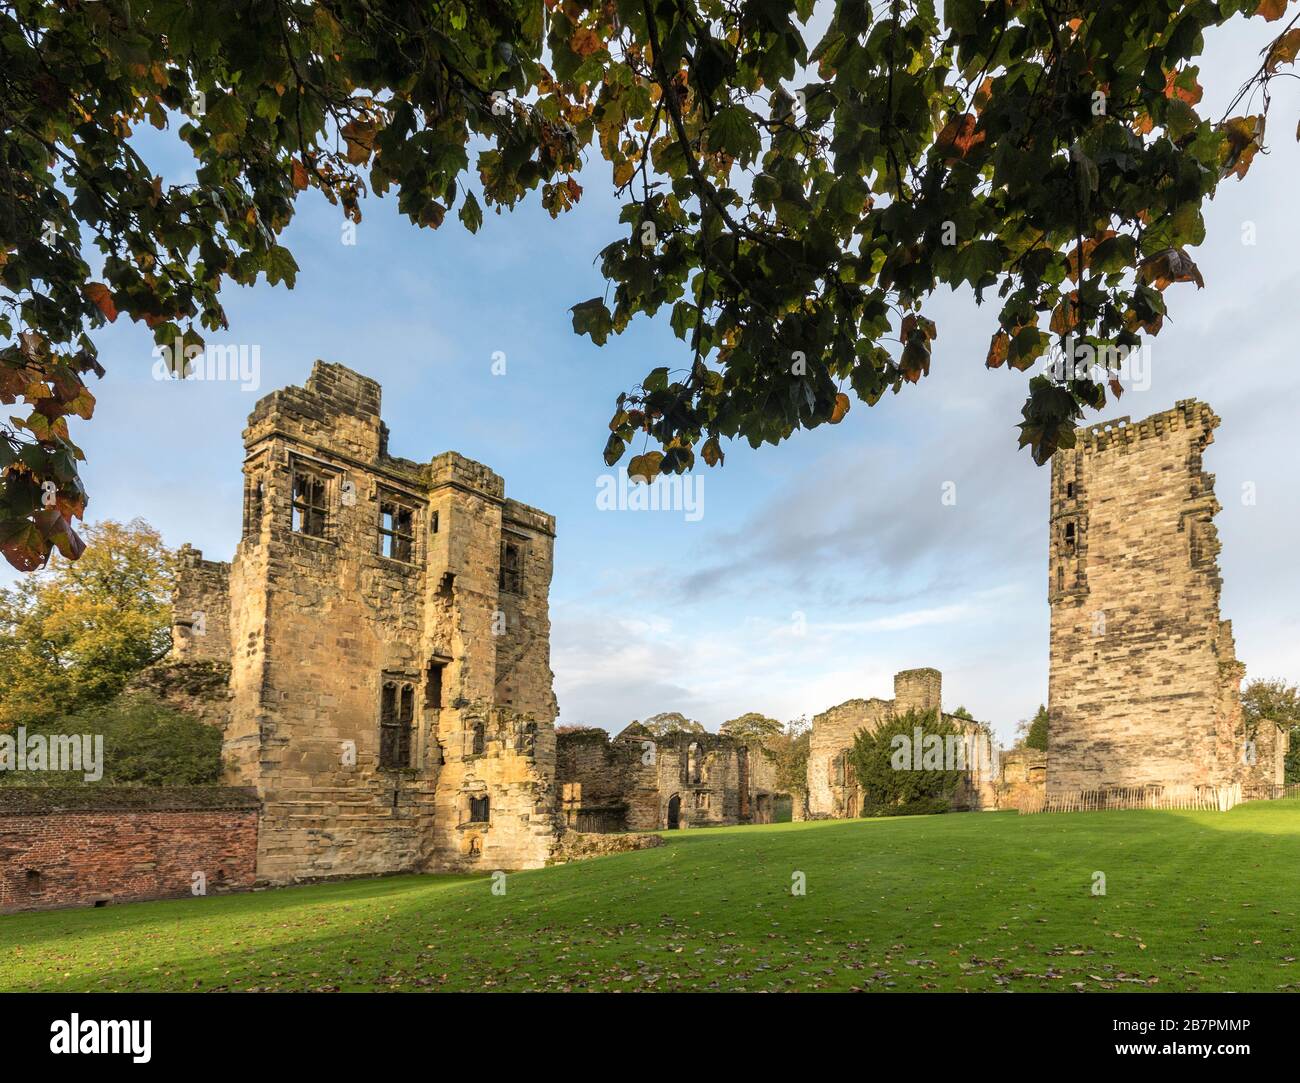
[175,362,561,883]
[557,725,787,832]
[807,668,997,816]
[1047,400,1286,796]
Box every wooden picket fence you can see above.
[1017,782,1244,815]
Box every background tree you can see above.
[4,1,1298,569]
[639,710,706,737]
[720,710,783,743]
[0,518,172,728]
[1015,704,1051,751]
[1241,677,1300,783]
[848,708,966,816]
[762,714,811,812]
[0,694,222,786]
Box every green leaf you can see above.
[571,298,614,346]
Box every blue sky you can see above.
[6,12,1298,744]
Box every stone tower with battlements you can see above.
[173,362,561,883]
[1047,399,1285,797]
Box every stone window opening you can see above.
[518,720,537,755]
[425,658,448,710]
[380,677,415,769]
[1064,521,1076,555]
[470,721,485,757]
[468,794,490,823]
[1066,481,1075,499]
[25,868,42,894]
[378,497,415,562]
[430,510,439,534]
[499,538,524,594]
[687,742,702,784]
[1056,565,1065,592]
[291,469,329,537]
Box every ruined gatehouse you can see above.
[172,362,561,882]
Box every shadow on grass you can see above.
[0,872,485,951]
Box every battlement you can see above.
[894,667,943,715]
[304,361,383,419]
[1071,399,1218,455]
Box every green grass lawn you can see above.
[4,801,1300,992]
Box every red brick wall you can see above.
[0,795,258,913]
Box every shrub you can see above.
[0,693,222,786]
[847,708,966,816]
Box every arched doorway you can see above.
[666,794,681,829]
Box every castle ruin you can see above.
[173,362,560,882]
[1047,400,1286,797]
[806,668,998,816]
[556,725,789,832]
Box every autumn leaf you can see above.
[84,283,117,322]
[986,330,1010,369]
[291,159,310,190]
[0,521,47,572]
[571,27,605,58]
[935,114,985,162]
[342,119,378,165]
[1137,248,1205,290]
[829,393,850,423]
[1163,68,1203,105]
[1265,28,1300,73]
[1219,115,1264,180]
[34,508,86,561]
[700,435,724,466]
[628,451,663,482]
[1256,0,1288,22]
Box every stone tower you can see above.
[181,362,560,882]
[1046,400,1282,796]
[894,668,942,715]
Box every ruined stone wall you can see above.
[557,729,632,832]
[807,671,994,816]
[747,743,786,823]
[1046,401,1275,793]
[126,659,234,735]
[650,731,747,828]
[0,787,258,913]
[992,748,1048,811]
[202,362,557,882]
[171,545,231,663]
[807,697,892,817]
[556,726,789,831]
